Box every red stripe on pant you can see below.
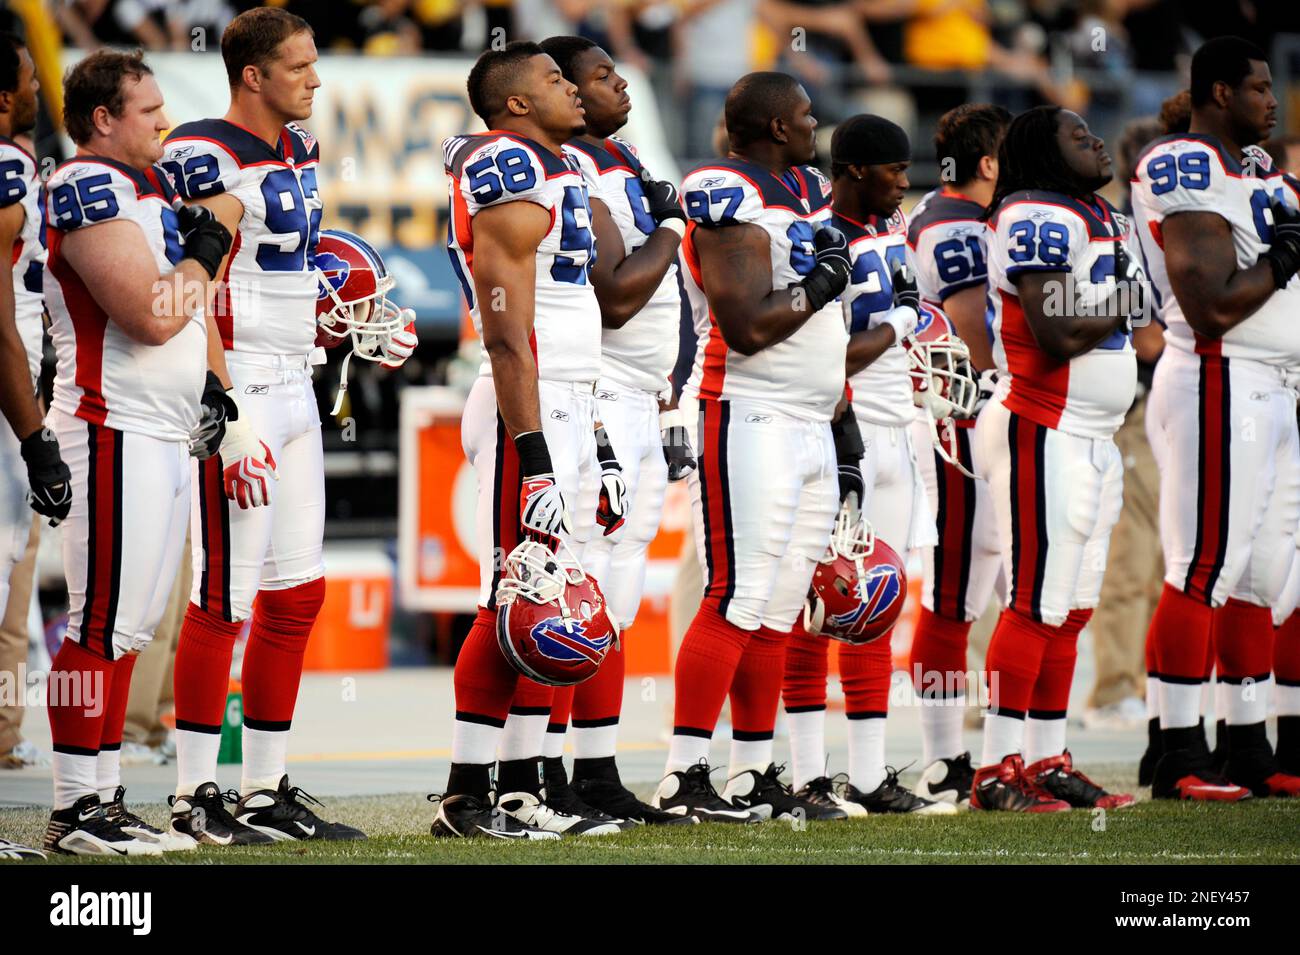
[698,400,735,616]
[1007,413,1046,623]
[197,455,231,621]
[1184,354,1230,604]
[930,437,976,620]
[81,424,123,660]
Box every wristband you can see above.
[514,430,553,476]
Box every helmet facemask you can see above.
[908,334,978,478]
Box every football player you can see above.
[1132,36,1300,799]
[971,105,1140,811]
[651,72,853,822]
[164,8,384,843]
[781,115,953,816]
[42,50,233,854]
[0,34,70,623]
[431,42,623,839]
[905,104,1010,804]
[533,35,693,824]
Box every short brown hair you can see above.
[221,7,313,88]
[63,49,153,145]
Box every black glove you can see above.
[640,168,687,226]
[189,370,238,460]
[19,428,72,526]
[659,409,696,481]
[799,224,852,312]
[891,259,920,314]
[1263,199,1300,290]
[1112,238,1147,324]
[177,202,233,280]
[831,403,864,516]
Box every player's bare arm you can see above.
[845,323,898,377]
[943,283,995,370]
[473,199,551,438]
[190,191,244,386]
[695,222,819,355]
[0,201,41,439]
[1013,269,1127,362]
[60,218,215,346]
[588,195,682,328]
[1162,210,1277,338]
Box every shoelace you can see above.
[1015,762,1062,803]
[799,776,838,800]
[683,760,730,802]
[760,763,796,796]
[282,783,327,820]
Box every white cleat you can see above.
[43,794,164,857]
[495,791,622,836]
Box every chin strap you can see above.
[329,349,356,417]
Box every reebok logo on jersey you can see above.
[245,384,270,395]
[745,414,772,424]
[1029,210,1053,220]
[169,144,195,159]
[699,177,726,188]
[596,391,618,401]
[550,410,570,421]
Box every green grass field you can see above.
[5,766,1299,864]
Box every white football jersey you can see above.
[835,209,915,427]
[0,137,45,386]
[986,189,1136,439]
[162,119,322,357]
[568,136,680,395]
[1131,134,1300,366]
[45,157,206,441]
[444,132,601,384]
[680,161,847,421]
[907,188,989,306]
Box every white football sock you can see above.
[666,732,711,774]
[542,726,566,759]
[241,726,288,794]
[728,735,773,777]
[1158,679,1203,730]
[96,747,121,802]
[847,716,886,794]
[1277,682,1300,718]
[785,708,826,791]
[1223,676,1270,726]
[1145,675,1158,720]
[497,712,547,762]
[571,721,619,760]
[53,751,99,810]
[175,728,222,799]
[450,716,500,766]
[981,712,1024,768]
[1023,716,1066,765]
[919,694,966,766]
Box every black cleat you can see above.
[235,775,367,841]
[651,760,761,823]
[1151,747,1252,801]
[103,785,197,851]
[170,781,273,846]
[792,774,866,818]
[723,763,848,821]
[846,767,958,815]
[1222,724,1300,797]
[572,775,697,825]
[916,751,976,805]
[970,754,1071,812]
[541,757,636,830]
[44,793,163,856]
[428,793,559,840]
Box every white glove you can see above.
[880,304,918,345]
[219,406,278,509]
[380,308,418,369]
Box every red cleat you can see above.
[970,755,1071,812]
[1258,772,1300,798]
[1024,751,1135,809]
[1152,748,1253,801]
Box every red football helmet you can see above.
[494,541,619,686]
[904,303,978,477]
[804,505,908,645]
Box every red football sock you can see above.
[454,607,519,722]
[984,607,1051,716]
[241,578,325,729]
[509,675,554,716]
[174,603,243,732]
[548,684,575,733]
[571,640,624,725]
[1276,611,1300,686]
[781,620,828,712]
[909,607,971,699]
[840,635,892,718]
[48,639,116,754]
[99,653,137,749]
[1151,582,1214,682]
[1213,599,1273,726]
[1029,608,1090,717]
[672,604,750,735]
[729,625,788,737]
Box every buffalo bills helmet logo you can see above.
[315,250,350,302]
[530,616,612,664]
[831,564,901,628]
[914,305,936,335]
